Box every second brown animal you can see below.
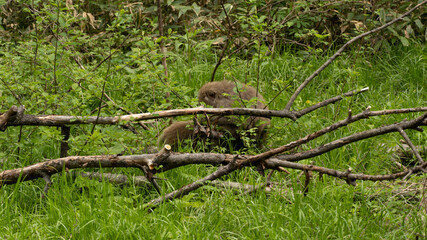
[158,80,270,151]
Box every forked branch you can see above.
[284,0,427,110]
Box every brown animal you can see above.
[198,80,270,146]
[158,80,270,151]
[157,119,228,151]
[198,80,265,109]
[158,121,194,149]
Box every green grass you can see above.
[1,174,425,239]
[0,43,426,239]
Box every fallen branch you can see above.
[2,103,425,129]
[1,106,295,127]
[71,171,266,194]
[246,110,427,164]
[1,111,425,187]
[267,158,427,182]
[0,88,383,128]
[68,171,151,186]
[0,153,231,186]
[284,0,427,110]
[275,112,427,162]
[0,155,152,185]
[146,156,240,208]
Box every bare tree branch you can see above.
[67,172,151,186]
[146,156,240,209]
[284,0,427,110]
[293,87,369,118]
[275,112,427,162]
[1,112,425,190]
[265,158,427,182]
[0,155,152,186]
[242,110,427,165]
[2,106,296,127]
[3,104,426,128]
[397,127,425,164]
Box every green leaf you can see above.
[399,36,409,46]
[414,19,424,30]
[192,3,201,16]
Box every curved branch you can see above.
[244,111,427,165]
[3,105,426,127]
[265,158,427,182]
[0,153,231,186]
[284,0,427,110]
[146,156,239,209]
[0,155,151,185]
[3,107,296,127]
[276,112,427,162]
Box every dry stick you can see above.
[102,92,149,131]
[146,112,427,207]
[1,111,425,187]
[240,110,427,170]
[67,172,151,186]
[303,169,311,195]
[1,138,425,188]
[210,180,261,193]
[365,107,427,117]
[1,104,424,137]
[210,35,230,82]
[0,78,22,104]
[72,171,259,193]
[7,90,424,128]
[5,94,425,128]
[0,155,152,185]
[0,153,229,186]
[275,112,427,163]
[139,164,161,194]
[157,0,168,79]
[210,2,232,83]
[52,0,60,91]
[141,145,172,194]
[293,87,369,118]
[246,107,367,163]
[284,0,427,111]
[0,105,18,130]
[146,156,239,209]
[2,107,296,126]
[39,170,52,198]
[396,127,425,164]
[243,183,268,196]
[265,158,427,183]
[156,0,173,123]
[77,67,109,155]
[419,178,427,215]
[211,3,250,82]
[1,110,425,188]
[145,112,426,208]
[60,126,70,157]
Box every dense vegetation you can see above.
[0,0,426,239]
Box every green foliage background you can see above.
[0,0,426,239]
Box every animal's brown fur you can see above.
[158,81,270,151]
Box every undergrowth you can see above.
[0,42,426,239]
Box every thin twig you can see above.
[146,155,240,210]
[284,0,427,110]
[397,127,424,164]
[275,112,427,163]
